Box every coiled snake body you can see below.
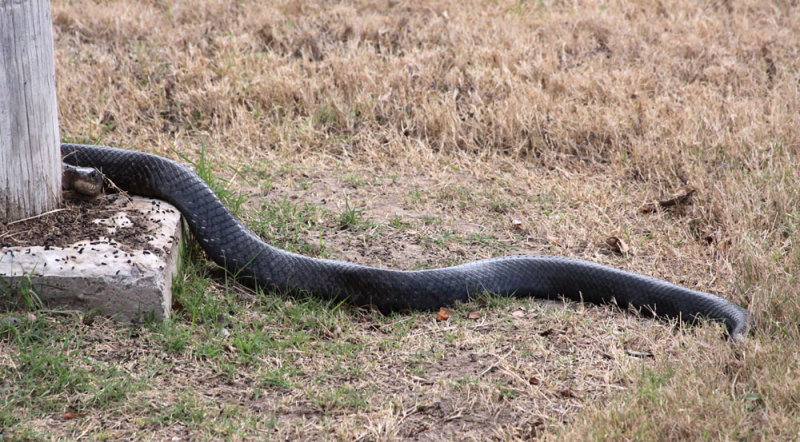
[62,143,750,339]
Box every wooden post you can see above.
[0,0,61,223]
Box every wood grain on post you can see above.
[0,0,61,223]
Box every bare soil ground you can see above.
[2,0,799,439]
[0,194,155,251]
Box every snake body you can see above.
[61,143,750,339]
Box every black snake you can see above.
[61,143,750,339]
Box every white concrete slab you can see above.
[0,196,182,321]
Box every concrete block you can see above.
[0,196,182,321]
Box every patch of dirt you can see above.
[1,193,159,253]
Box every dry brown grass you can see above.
[13,0,799,439]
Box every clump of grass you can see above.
[247,197,329,256]
[0,315,136,431]
[337,198,369,230]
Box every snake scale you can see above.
[61,143,750,339]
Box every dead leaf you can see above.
[62,411,86,420]
[640,185,696,213]
[437,308,450,321]
[511,310,525,318]
[466,311,481,320]
[606,236,629,255]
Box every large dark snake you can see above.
[61,143,750,339]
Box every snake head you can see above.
[62,164,104,197]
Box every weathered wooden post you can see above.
[0,1,182,321]
[0,0,61,223]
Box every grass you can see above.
[1,0,798,439]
